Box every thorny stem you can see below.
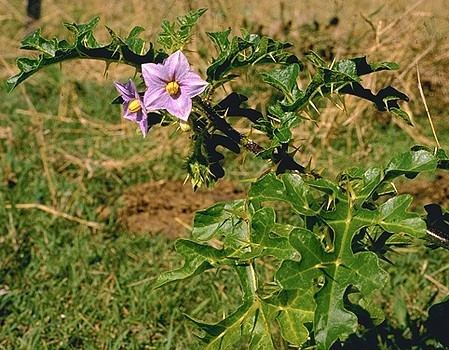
[193,96,264,154]
[194,96,320,178]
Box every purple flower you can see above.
[114,80,148,137]
[142,51,208,121]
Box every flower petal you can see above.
[123,102,137,121]
[144,87,171,111]
[114,80,136,101]
[164,51,190,81]
[139,114,149,137]
[179,71,208,98]
[164,93,192,121]
[142,63,170,87]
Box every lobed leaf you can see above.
[249,173,318,216]
[153,239,230,289]
[281,55,410,123]
[157,8,207,52]
[190,266,315,349]
[206,30,300,83]
[192,200,246,241]
[7,17,166,91]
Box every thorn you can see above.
[288,144,303,157]
[317,86,325,98]
[309,100,320,114]
[103,61,111,77]
[390,182,398,195]
[305,157,313,172]
[329,56,337,69]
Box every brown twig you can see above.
[5,203,103,229]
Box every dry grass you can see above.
[1,0,449,180]
[1,3,448,348]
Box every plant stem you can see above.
[194,96,320,178]
[193,96,264,154]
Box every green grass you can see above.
[0,226,243,349]
[0,67,250,349]
[1,48,449,350]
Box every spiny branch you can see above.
[194,97,319,178]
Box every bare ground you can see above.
[118,180,245,238]
[399,172,449,210]
[117,172,449,238]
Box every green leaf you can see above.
[390,106,412,125]
[263,289,316,346]
[272,166,426,349]
[157,8,207,52]
[188,297,276,350]
[235,207,298,260]
[206,30,300,82]
[153,239,229,289]
[281,55,409,121]
[125,26,146,55]
[7,17,166,91]
[275,162,430,349]
[273,126,292,144]
[189,266,314,349]
[266,104,300,145]
[20,28,59,56]
[261,63,301,103]
[307,55,399,76]
[385,148,438,178]
[207,29,231,52]
[338,167,384,205]
[192,200,246,241]
[378,195,427,238]
[277,202,388,349]
[250,173,318,216]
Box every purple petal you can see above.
[138,114,149,137]
[164,51,190,81]
[179,71,208,98]
[164,93,192,121]
[144,87,171,111]
[123,102,137,121]
[142,63,170,88]
[114,80,136,101]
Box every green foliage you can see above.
[156,147,449,349]
[264,53,411,124]
[206,29,300,83]
[157,8,207,52]
[6,17,166,92]
[6,9,449,350]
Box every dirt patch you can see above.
[398,173,449,210]
[117,173,449,238]
[118,180,245,238]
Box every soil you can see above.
[117,173,449,239]
[398,173,449,210]
[118,180,245,238]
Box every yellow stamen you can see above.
[166,81,180,96]
[128,99,141,113]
